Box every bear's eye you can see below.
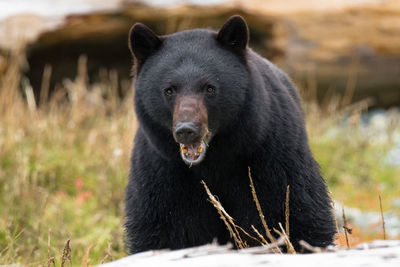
[206,86,215,94]
[164,87,174,96]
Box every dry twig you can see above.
[278,223,296,254]
[251,225,268,245]
[329,192,340,235]
[239,236,286,254]
[201,180,247,249]
[61,239,71,267]
[101,241,114,264]
[234,225,264,246]
[248,167,281,252]
[47,229,56,267]
[342,207,351,248]
[285,185,290,240]
[82,243,96,267]
[379,195,386,240]
[298,240,322,253]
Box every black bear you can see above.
[125,15,336,254]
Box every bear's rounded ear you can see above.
[217,15,249,52]
[128,23,162,66]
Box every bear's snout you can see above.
[172,95,208,144]
[172,95,210,165]
[173,122,202,145]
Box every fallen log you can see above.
[0,0,399,107]
[101,240,400,267]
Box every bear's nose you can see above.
[174,122,201,144]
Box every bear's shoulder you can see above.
[247,50,301,106]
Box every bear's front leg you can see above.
[125,160,226,253]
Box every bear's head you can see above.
[129,16,251,166]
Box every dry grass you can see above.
[247,167,279,248]
[0,52,134,265]
[61,240,71,267]
[379,195,386,240]
[201,180,248,249]
[201,179,286,253]
[342,207,351,248]
[202,168,299,254]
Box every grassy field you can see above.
[0,53,399,266]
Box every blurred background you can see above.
[0,0,399,265]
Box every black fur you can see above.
[125,16,336,253]
[129,23,162,68]
[217,15,249,53]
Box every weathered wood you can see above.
[101,240,400,267]
[1,0,399,107]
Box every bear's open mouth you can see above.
[179,140,207,166]
[179,131,211,166]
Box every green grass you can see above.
[306,104,400,213]
[0,53,399,265]
[0,104,133,265]
[0,55,134,265]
